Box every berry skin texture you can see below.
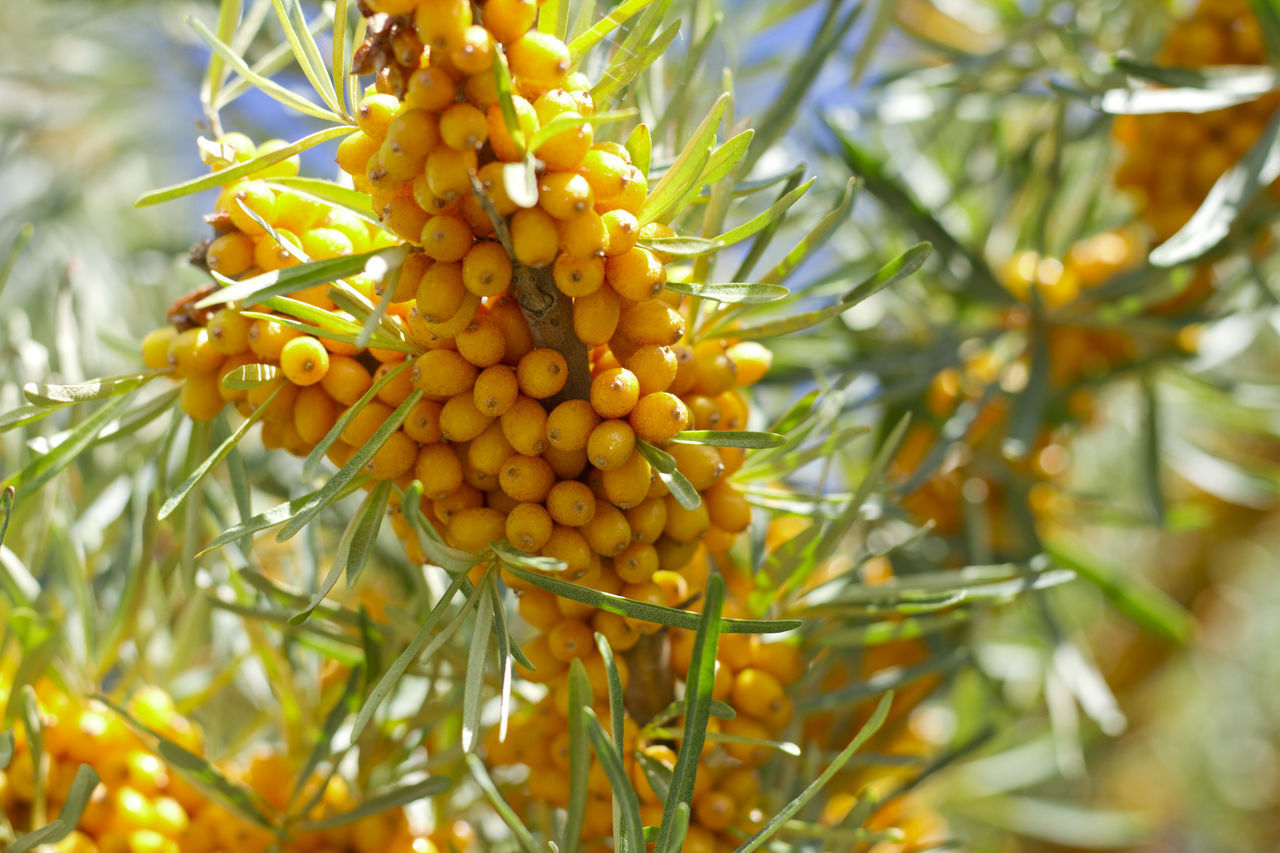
[601,450,652,508]
[623,345,678,395]
[499,454,556,502]
[628,392,691,444]
[587,419,636,470]
[510,208,560,268]
[321,355,373,405]
[624,497,667,543]
[461,241,513,297]
[581,502,631,555]
[507,502,554,553]
[440,392,494,441]
[167,328,224,377]
[546,399,600,450]
[473,365,519,416]
[538,172,595,220]
[483,0,538,44]
[448,506,506,553]
[456,315,507,367]
[617,301,685,346]
[507,33,572,91]
[421,214,475,262]
[516,348,569,399]
[590,368,640,419]
[280,336,330,386]
[552,254,605,297]
[207,309,252,355]
[546,480,597,527]
[415,443,464,499]
[413,349,479,398]
[606,247,665,301]
[180,373,226,422]
[572,287,621,346]
[141,327,178,370]
[366,430,417,480]
[206,232,255,277]
[501,395,549,455]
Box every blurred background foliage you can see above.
[5,0,1280,850]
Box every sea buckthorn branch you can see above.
[468,172,591,406]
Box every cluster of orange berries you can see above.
[893,229,1149,540]
[0,680,443,853]
[132,1,828,846]
[1114,0,1278,242]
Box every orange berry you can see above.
[168,327,224,377]
[457,314,508,367]
[206,232,256,277]
[557,210,610,260]
[461,241,513,297]
[440,102,489,150]
[663,494,710,542]
[322,355,374,405]
[448,506,506,553]
[179,373,225,421]
[622,345,678,395]
[355,93,401,140]
[542,525,592,577]
[440,392,495,441]
[141,327,177,370]
[581,502,631,555]
[516,348,569,399]
[510,207,560,267]
[294,385,338,446]
[572,287,621,345]
[473,364,519,416]
[341,400,393,446]
[415,443,464,499]
[412,349,479,398]
[517,584,562,627]
[499,453,556,502]
[546,480,597,527]
[501,395,549,455]
[468,421,516,474]
[548,620,595,661]
[617,301,685,346]
[587,419,636,470]
[486,95,538,162]
[552,254,605,297]
[405,66,458,112]
[366,430,417,480]
[483,0,538,44]
[628,392,690,443]
[507,502,554,553]
[538,171,594,220]
[546,399,600,450]
[508,32,571,91]
[624,497,667,543]
[705,480,751,532]
[590,367,640,418]
[403,398,445,443]
[601,209,639,256]
[615,541,658,584]
[601,450,652,508]
[279,336,330,386]
[421,214,475,262]
[606,247,665,301]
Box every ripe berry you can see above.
[546,480,597,527]
[421,214,475,262]
[206,232,256,277]
[552,254,605,297]
[405,66,458,112]
[624,496,667,543]
[366,430,417,480]
[586,419,635,470]
[141,327,178,370]
[590,368,640,418]
[601,209,639,256]
[628,392,690,443]
[606,247,665,301]
[321,355,373,405]
[473,364,519,416]
[167,328,224,377]
[581,502,631,555]
[499,453,556,502]
[538,172,595,220]
[572,286,621,345]
[601,450,652,508]
[508,33,571,91]
[412,349,478,398]
[456,315,507,367]
[547,620,595,662]
[510,208,560,268]
[546,399,600,451]
[500,395,549,455]
[440,392,494,441]
[516,348,569,399]
[461,241,513,297]
[179,373,225,422]
[415,443,464,499]
[280,336,330,386]
[507,502,554,553]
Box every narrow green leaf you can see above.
[500,563,799,633]
[1150,109,1280,266]
[296,777,451,831]
[0,730,13,770]
[698,130,754,187]
[302,360,413,480]
[5,765,101,853]
[569,0,660,57]
[490,539,569,573]
[714,178,814,247]
[627,123,652,177]
[759,176,858,285]
[267,177,378,223]
[277,390,421,542]
[669,430,787,449]
[539,0,563,36]
[466,753,542,853]
[850,0,896,85]
[636,440,700,510]
[289,480,391,624]
[461,579,495,753]
[562,659,593,853]
[195,249,378,308]
[1046,541,1193,644]
[138,121,350,208]
[706,242,930,341]
[492,49,525,156]
[595,633,626,754]
[332,0,352,117]
[527,109,636,154]
[220,363,279,390]
[159,385,279,520]
[638,236,723,257]
[200,0,242,112]
[592,18,681,105]
[734,692,893,853]
[3,393,135,497]
[584,708,646,849]
[188,16,343,124]
[0,403,70,434]
[664,281,788,304]
[640,93,728,226]
[23,371,161,407]
[655,574,723,850]
[0,223,34,298]
[271,0,340,114]
[399,482,484,575]
[197,479,367,557]
[350,569,476,740]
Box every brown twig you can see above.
[469,174,590,407]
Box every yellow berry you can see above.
[501,395,549,455]
[572,286,621,345]
[141,327,178,370]
[421,214,475,262]
[508,32,571,91]
[552,254,605,297]
[499,453,556,502]
[507,502,554,553]
[206,232,256,277]
[628,392,690,443]
[441,392,495,441]
[168,327,224,377]
[321,355,373,405]
[601,450,653,508]
[280,336,330,386]
[546,480,596,527]
[510,207,560,267]
[473,364,519,416]
[462,241,513,297]
[516,348,569,399]
[546,399,600,451]
[586,419,635,470]
[179,373,225,422]
[416,443,465,499]
[413,349,479,398]
[590,367,640,418]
